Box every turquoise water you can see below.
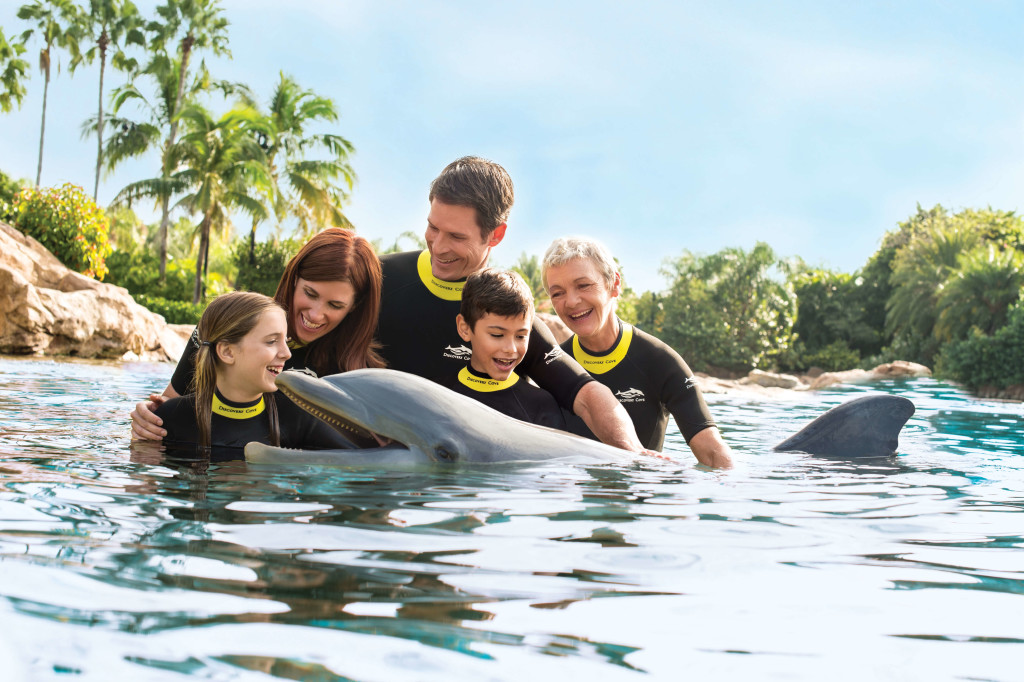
[0,356,1022,681]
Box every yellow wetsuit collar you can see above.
[458,366,520,392]
[212,391,265,419]
[417,249,465,301]
[571,320,633,375]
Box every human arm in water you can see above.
[130,381,178,441]
[571,380,646,453]
[687,426,733,468]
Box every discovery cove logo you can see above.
[444,345,472,360]
[615,388,645,403]
[543,347,563,364]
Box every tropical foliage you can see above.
[0,26,30,112]
[240,72,356,247]
[656,242,797,373]
[13,182,112,278]
[231,235,300,296]
[939,296,1024,390]
[4,3,1024,399]
[73,0,144,199]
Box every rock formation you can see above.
[0,222,191,361]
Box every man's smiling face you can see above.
[424,199,505,282]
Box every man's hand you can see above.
[131,394,168,441]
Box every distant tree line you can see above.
[604,205,1023,392]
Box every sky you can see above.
[2,0,1023,293]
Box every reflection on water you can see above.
[0,356,1022,680]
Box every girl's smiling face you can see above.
[291,278,357,344]
[217,307,291,401]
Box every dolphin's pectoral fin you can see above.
[773,394,916,458]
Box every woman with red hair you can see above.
[132,228,383,440]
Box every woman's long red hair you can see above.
[274,228,384,374]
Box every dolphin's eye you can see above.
[434,446,456,462]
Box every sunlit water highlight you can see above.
[0,356,1021,681]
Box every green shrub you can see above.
[13,183,113,280]
[937,302,1024,389]
[231,236,301,295]
[135,294,204,325]
[106,248,196,301]
[0,169,28,223]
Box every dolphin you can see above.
[244,369,916,466]
[773,394,916,458]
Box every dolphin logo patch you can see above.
[444,345,473,360]
[615,388,645,402]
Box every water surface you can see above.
[0,356,1021,681]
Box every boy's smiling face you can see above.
[456,311,532,381]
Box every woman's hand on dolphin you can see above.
[130,394,168,441]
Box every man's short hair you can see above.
[461,268,534,330]
[541,236,619,290]
[429,156,514,237]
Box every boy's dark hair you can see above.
[461,268,534,330]
[429,156,514,237]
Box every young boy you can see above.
[440,268,567,430]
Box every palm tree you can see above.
[886,222,981,344]
[128,0,229,281]
[0,27,30,112]
[148,0,229,146]
[104,51,240,282]
[170,104,269,302]
[372,230,425,255]
[241,72,356,260]
[73,0,144,200]
[510,252,547,305]
[935,246,1024,341]
[17,0,82,186]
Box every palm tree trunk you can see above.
[249,219,257,265]
[163,38,195,284]
[193,213,210,304]
[159,193,170,283]
[36,59,50,187]
[93,33,108,201]
[169,36,193,146]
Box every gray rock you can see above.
[0,222,190,361]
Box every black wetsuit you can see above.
[377,250,591,410]
[170,338,312,396]
[561,320,716,451]
[439,366,567,430]
[155,389,353,456]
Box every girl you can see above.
[134,228,383,440]
[154,291,356,453]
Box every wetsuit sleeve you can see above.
[169,330,199,395]
[656,344,716,443]
[519,318,593,412]
[154,395,200,445]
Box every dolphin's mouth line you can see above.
[277,384,398,449]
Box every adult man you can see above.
[376,156,646,452]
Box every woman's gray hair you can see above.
[541,237,619,290]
